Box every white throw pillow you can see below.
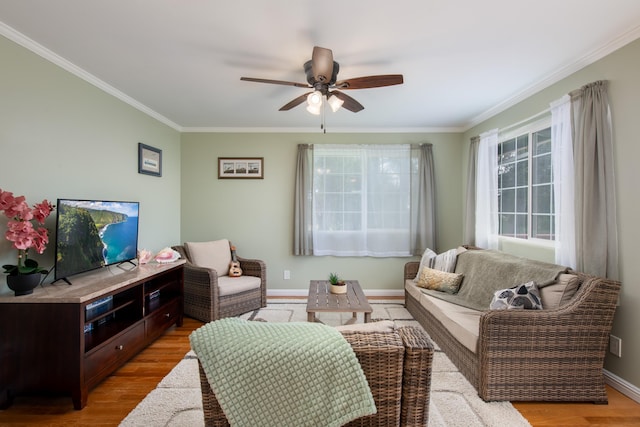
[413,248,437,282]
[185,239,231,276]
[433,248,459,273]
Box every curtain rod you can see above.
[498,107,551,133]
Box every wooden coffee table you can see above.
[307,280,372,324]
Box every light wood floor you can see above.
[1,316,639,426]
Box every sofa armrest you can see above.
[404,262,420,281]
[477,275,621,402]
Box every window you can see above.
[312,144,414,256]
[498,123,554,240]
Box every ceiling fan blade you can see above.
[311,46,334,83]
[331,90,364,112]
[334,74,404,90]
[279,92,313,111]
[241,77,309,88]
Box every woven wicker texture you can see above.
[173,245,266,322]
[197,325,433,427]
[404,253,621,403]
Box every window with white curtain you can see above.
[312,144,413,256]
[498,119,555,241]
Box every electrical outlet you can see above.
[609,335,622,357]
[283,270,291,280]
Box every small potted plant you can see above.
[328,272,347,294]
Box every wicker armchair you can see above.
[172,243,266,322]
[197,326,434,427]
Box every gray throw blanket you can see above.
[421,249,569,311]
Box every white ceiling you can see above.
[1,0,640,132]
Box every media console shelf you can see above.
[0,261,184,410]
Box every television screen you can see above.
[54,199,139,282]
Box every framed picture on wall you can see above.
[138,143,162,177]
[218,157,264,179]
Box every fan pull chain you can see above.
[321,96,326,133]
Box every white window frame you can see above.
[497,117,555,244]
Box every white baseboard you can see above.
[604,369,640,403]
[267,289,404,298]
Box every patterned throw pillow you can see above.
[489,281,543,310]
[417,267,464,294]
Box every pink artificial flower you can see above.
[32,200,54,224]
[0,190,16,212]
[5,220,35,250]
[32,227,49,254]
[1,195,28,220]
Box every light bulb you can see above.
[327,94,344,112]
[307,91,322,106]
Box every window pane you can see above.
[533,128,551,155]
[344,174,361,192]
[516,214,528,239]
[516,159,528,186]
[501,188,515,213]
[533,154,552,184]
[501,214,515,236]
[344,194,360,211]
[500,163,515,188]
[532,214,553,240]
[500,138,516,164]
[532,184,552,214]
[516,187,528,213]
[516,135,529,160]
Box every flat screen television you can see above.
[54,199,139,283]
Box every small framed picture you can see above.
[218,157,264,179]
[138,143,162,177]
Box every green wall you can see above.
[180,132,464,293]
[463,37,640,391]
[0,35,182,279]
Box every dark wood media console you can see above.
[0,261,184,410]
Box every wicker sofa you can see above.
[196,325,434,427]
[404,248,621,403]
[173,242,267,322]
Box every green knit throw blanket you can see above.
[189,318,376,427]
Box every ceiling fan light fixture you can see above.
[328,94,344,112]
[307,91,322,107]
[306,103,321,115]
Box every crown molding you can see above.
[0,21,183,132]
[464,24,640,132]
[181,126,464,134]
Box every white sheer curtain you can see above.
[313,144,413,257]
[475,129,499,249]
[550,95,576,268]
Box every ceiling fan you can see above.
[240,46,403,115]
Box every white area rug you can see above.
[120,301,531,427]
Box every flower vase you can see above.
[6,274,41,296]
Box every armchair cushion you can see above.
[185,239,231,276]
[218,275,262,296]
